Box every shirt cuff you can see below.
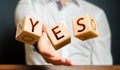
[33,42,40,53]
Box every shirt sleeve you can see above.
[14,0,42,52]
[15,0,40,26]
[92,9,113,65]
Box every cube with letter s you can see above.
[72,14,98,40]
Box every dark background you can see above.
[0,0,119,65]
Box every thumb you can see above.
[42,24,49,32]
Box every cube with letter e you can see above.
[15,16,42,45]
[46,23,71,50]
[72,15,98,40]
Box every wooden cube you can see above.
[15,16,42,45]
[72,15,98,41]
[46,23,71,50]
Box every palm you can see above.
[36,25,73,66]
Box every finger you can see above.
[42,24,49,32]
[57,58,73,66]
[65,58,73,66]
[45,55,73,66]
[44,56,64,65]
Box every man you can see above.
[15,0,112,65]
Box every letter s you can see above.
[77,18,86,32]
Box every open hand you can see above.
[36,24,73,66]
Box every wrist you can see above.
[33,42,40,53]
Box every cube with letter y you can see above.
[15,16,42,45]
[46,23,71,50]
[72,14,98,40]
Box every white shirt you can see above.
[15,0,113,65]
